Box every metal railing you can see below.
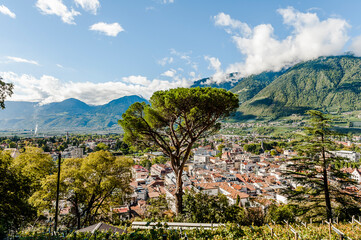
[132,221,224,230]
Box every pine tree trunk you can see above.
[77,215,81,230]
[174,169,183,215]
[323,166,332,220]
[74,200,81,229]
[322,143,332,220]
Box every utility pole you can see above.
[54,153,61,233]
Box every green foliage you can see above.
[266,204,296,224]
[94,142,109,151]
[114,140,130,154]
[139,158,152,170]
[13,147,55,193]
[0,76,13,109]
[0,151,35,238]
[217,144,225,152]
[270,149,277,156]
[145,195,172,221]
[243,143,262,154]
[152,156,168,165]
[182,190,245,224]
[30,151,133,229]
[15,222,361,240]
[243,141,280,154]
[9,141,16,148]
[119,87,239,153]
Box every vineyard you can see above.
[14,222,361,240]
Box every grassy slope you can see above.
[238,56,361,118]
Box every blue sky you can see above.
[1,0,361,105]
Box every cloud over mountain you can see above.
[212,7,350,82]
[2,72,191,105]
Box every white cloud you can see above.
[89,22,124,37]
[161,69,177,78]
[158,57,173,66]
[170,49,198,70]
[7,56,39,65]
[170,49,191,63]
[205,56,221,72]
[214,12,251,36]
[36,0,80,24]
[204,56,226,84]
[56,64,64,68]
[2,72,192,105]
[161,0,174,4]
[0,5,16,18]
[350,36,361,56]
[74,0,100,14]
[122,75,150,86]
[213,7,350,81]
[146,6,156,11]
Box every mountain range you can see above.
[194,55,361,118]
[0,95,148,131]
[2,55,361,131]
[234,55,361,118]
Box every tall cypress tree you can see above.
[284,110,360,221]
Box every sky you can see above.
[1,0,361,105]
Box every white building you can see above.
[351,169,361,183]
[193,155,210,164]
[331,150,360,162]
[276,194,288,204]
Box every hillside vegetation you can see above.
[238,55,361,117]
[230,71,282,104]
[17,223,361,240]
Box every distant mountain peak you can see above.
[0,95,148,131]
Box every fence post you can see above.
[267,224,274,237]
[328,219,332,240]
[284,220,289,228]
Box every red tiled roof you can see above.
[113,207,128,213]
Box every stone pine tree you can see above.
[119,87,239,215]
[284,110,360,221]
[0,76,13,109]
